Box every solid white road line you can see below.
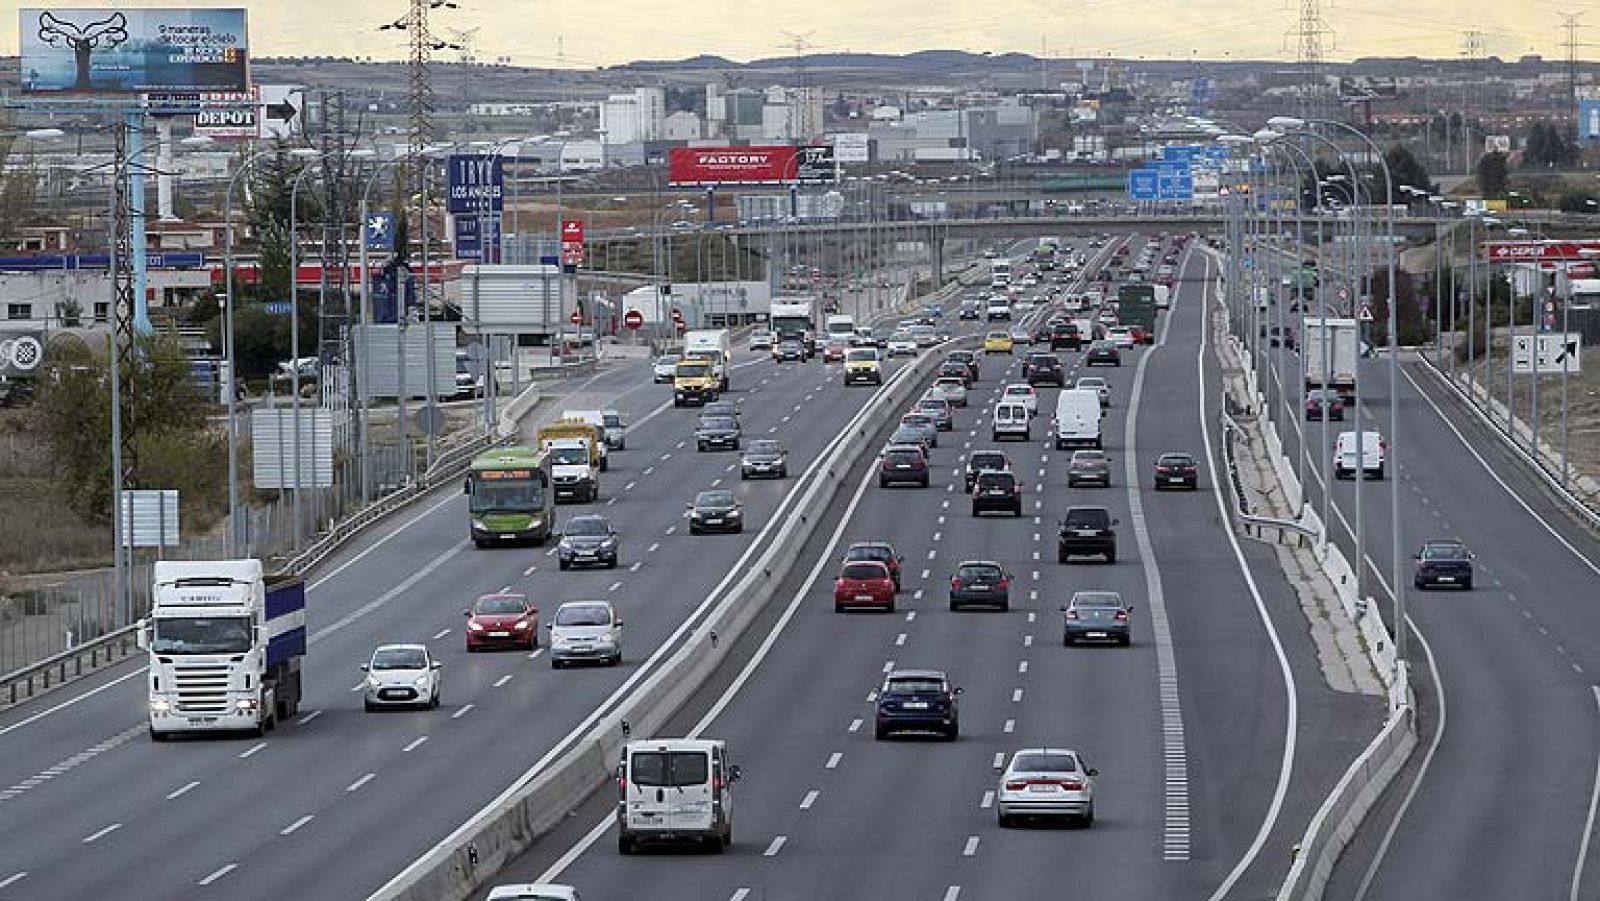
[826,752,843,769]
[731,889,751,901]
[1575,686,1600,901]
[800,789,819,810]
[493,674,514,688]
[346,773,376,792]
[992,752,1005,769]
[981,790,995,809]
[238,742,266,759]
[279,815,314,836]
[763,835,787,856]
[0,873,25,890]
[401,736,428,753]
[1195,250,1297,885]
[451,704,474,720]
[942,888,961,901]
[848,718,862,733]
[295,710,322,726]
[963,835,980,856]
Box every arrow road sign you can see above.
[265,99,297,122]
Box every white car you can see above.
[887,331,919,356]
[487,885,581,901]
[1014,298,1037,313]
[548,600,624,668]
[929,377,969,408]
[362,644,441,711]
[1075,376,1111,408]
[1107,326,1136,349]
[986,301,1012,321]
[653,354,680,384]
[1009,325,1034,346]
[996,747,1097,827]
[748,329,775,351]
[1001,382,1038,417]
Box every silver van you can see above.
[617,738,740,854]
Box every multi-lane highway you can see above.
[479,239,1382,900]
[1244,311,1600,899]
[0,308,990,898]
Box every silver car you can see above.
[652,355,680,384]
[996,747,1098,827]
[362,644,441,711]
[1075,376,1111,408]
[548,600,623,668]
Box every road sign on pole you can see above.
[1358,302,1374,322]
[1127,169,1159,201]
[1512,333,1583,374]
[623,309,644,330]
[569,307,583,326]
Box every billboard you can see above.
[1582,100,1600,142]
[20,8,249,94]
[560,219,584,267]
[670,146,798,186]
[795,145,838,184]
[446,154,503,215]
[192,87,258,138]
[1485,241,1600,263]
[833,132,870,163]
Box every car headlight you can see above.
[513,620,531,630]
[467,621,485,631]
[600,538,617,549]
[727,509,742,517]
[367,675,382,688]
[149,697,172,713]
[472,519,488,531]
[235,698,257,712]
[413,675,431,689]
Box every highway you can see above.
[480,240,1382,899]
[0,318,980,898]
[1245,325,1600,899]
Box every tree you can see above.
[1524,119,1578,168]
[1475,151,1509,198]
[256,217,292,303]
[1366,267,1429,347]
[30,335,226,530]
[1380,143,1434,202]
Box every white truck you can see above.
[539,420,604,501]
[1303,317,1359,401]
[1053,389,1103,450]
[683,329,732,391]
[141,559,305,740]
[990,258,1013,288]
[824,314,857,344]
[768,297,818,357]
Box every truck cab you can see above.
[141,560,305,740]
[673,358,720,407]
[682,329,732,391]
[538,420,604,501]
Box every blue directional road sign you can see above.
[1155,161,1194,200]
[1161,145,1206,163]
[1128,169,1160,201]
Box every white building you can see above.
[599,86,667,145]
[663,111,702,142]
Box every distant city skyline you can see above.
[0,1,1584,71]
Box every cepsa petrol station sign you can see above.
[1484,240,1600,263]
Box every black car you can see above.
[1058,506,1118,564]
[971,469,1024,517]
[1085,341,1121,367]
[740,439,789,479]
[1153,452,1199,490]
[964,450,1012,492]
[1023,353,1065,387]
[695,416,741,451]
[938,360,974,385]
[687,489,743,534]
[950,560,1010,611]
[1062,590,1133,646]
[1413,539,1474,590]
[1050,321,1082,351]
[946,350,980,382]
[556,514,620,570]
[875,668,962,740]
[879,444,930,488]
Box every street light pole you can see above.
[222,146,274,555]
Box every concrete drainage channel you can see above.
[1199,257,1418,901]
[370,335,980,901]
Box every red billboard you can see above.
[560,219,584,266]
[669,146,799,186]
[1484,240,1600,263]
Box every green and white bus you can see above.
[466,446,554,547]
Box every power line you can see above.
[1559,12,1584,141]
[1285,0,1336,121]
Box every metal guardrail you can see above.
[1219,408,1320,547]
[1415,354,1600,533]
[0,430,500,710]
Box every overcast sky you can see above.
[0,1,1584,69]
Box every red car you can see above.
[464,592,539,651]
[844,541,903,591]
[834,560,897,612]
[822,341,848,363]
[1127,325,1148,345]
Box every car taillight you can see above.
[713,775,724,791]
[1004,780,1028,791]
[951,577,961,591]
[998,577,1009,590]
[1114,610,1128,621]
[1066,610,1079,620]
[1059,780,1084,791]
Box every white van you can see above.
[1153,284,1171,310]
[991,401,1032,442]
[616,738,740,854]
[1054,389,1103,450]
[1334,430,1385,480]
